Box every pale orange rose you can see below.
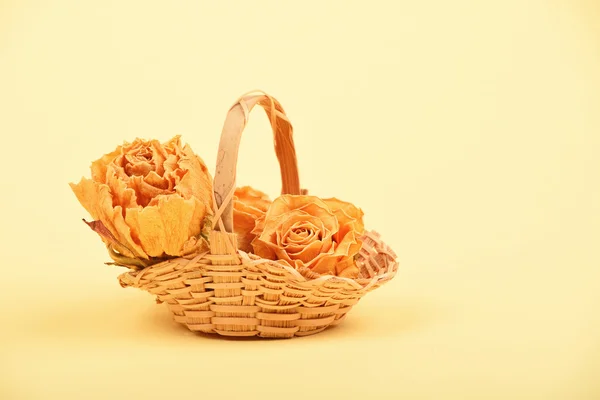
[251,195,365,278]
[233,186,271,253]
[70,136,213,268]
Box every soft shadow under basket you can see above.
[119,91,399,338]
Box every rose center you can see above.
[281,221,323,249]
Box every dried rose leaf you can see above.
[82,219,141,262]
[83,219,119,243]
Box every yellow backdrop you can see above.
[0,1,599,399]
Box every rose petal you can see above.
[106,164,138,209]
[233,186,271,253]
[91,147,121,184]
[150,140,168,176]
[163,154,179,175]
[282,222,320,251]
[337,258,360,279]
[251,215,267,236]
[129,175,170,207]
[234,200,264,217]
[314,229,361,277]
[124,194,200,257]
[186,196,208,242]
[162,169,180,191]
[278,210,333,242]
[234,186,271,212]
[307,252,338,275]
[266,196,337,228]
[323,197,365,234]
[163,136,183,155]
[124,159,153,177]
[233,208,260,253]
[285,223,319,246]
[332,225,361,259]
[176,144,213,210]
[144,170,169,190]
[273,246,294,264]
[286,240,323,263]
[69,178,148,259]
[251,236,277,259]
[111,204,150,259]
[275,227,284,247]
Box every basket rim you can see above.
[120,229,399,292]
[237,249,398,290]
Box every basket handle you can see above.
[213,91,301,233]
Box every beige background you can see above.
[1,0,599,399]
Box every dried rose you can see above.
[251,195,365,278]
[233,186,271,253]
[70,136,213,268]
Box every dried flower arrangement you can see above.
[71,91,398,338]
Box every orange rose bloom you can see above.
[233,186,271,253]
[251,195,365,278]
[70,136,213,265]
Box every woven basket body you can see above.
[119,92,398,338]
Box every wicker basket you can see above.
[118,91,399,338]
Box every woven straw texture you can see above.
[118,91,399,338]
